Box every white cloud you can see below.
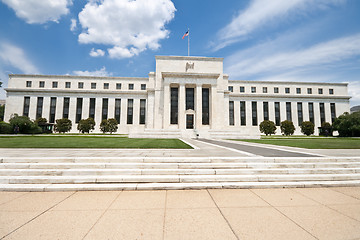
[78,0,176,59]
[215,0,346,50]
[70,18,77,31]
[348,81,360,107]
[89,48,105,57]
[1,0,72,24]
[73,67,112,77]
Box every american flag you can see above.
[182,30,189,39]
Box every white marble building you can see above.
[4,56,350,138]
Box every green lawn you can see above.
[236,137,360,149]
[0,136,192,149]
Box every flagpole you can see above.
[188,28,190,56]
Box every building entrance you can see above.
[186,114,194,129]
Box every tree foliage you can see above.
[35,117,47,126]
[280,120,295,136]
[0,121,12,134]
[54,118,72,133]
[333,112,360,137]
[100,118,118,134]
[8,114,42,134]
[320,122,333,136]
[77,118,95,133]
[259,120,276,136]
[300,121,315,136]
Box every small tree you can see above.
[77,118,95,133]
[320,122,332,136]
[9,114,41,134]
[54,118,72,133]
[333,112,360,137]
[280,120,295,136]
[301,121,315,136]
[259,120,276,136]
[0,121,12,134]
[35,117,47,126]
[107,118,118,134]
[100,119,108,133]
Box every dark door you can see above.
[186,114,194,129]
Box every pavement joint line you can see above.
[162,190,168,240]
[0,192,29,206]
[330,188,360,200]
[196,139,259,157]
[0,191,76,240]
[206,189,240,240]
[249,189,319,240]
[81,190,123,240]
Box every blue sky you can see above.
[0,0,359,106]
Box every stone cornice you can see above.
[161,72,220,79]
[228,80,348,86]
[9,74,148,81]
[155,55,223,62]
[229,93,351,100]
[5,88,148,96]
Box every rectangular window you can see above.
[274,87,279,93]
[116,83,122,89]
[65,82,71,88]
[89,98,96,119]
[127,99,133,124]
[76,98,83,123]
[102,98,108,120]
[63,97,70,119]
[139,99,146,124]
[320,102,325,124]
[229,101,234,126]
[141,84,146,90]
[252,101,257,126]
[329,89,334,95]
[228,86,233,92]
[275,102,280,126]
[240,101,246,126]
[297,102,303,126]
[286,102,292,121]
[36,97,43,119]
[307,88,312,94]
[263,87,267,93]
[202,88,210,125]
[52,81,58,88]
[285,88,290,94]
[23,97,30,117]
[39,81,44,88]
[78,82,84,89]
[240,86,245,93]
[26,81,32,87]
[171,87,178,124]
[104,83,109,89]
[296,88,301,94]
[91,83,96,89]
[129,84,134,90]
[308,102,314,124]
[186,88,194,110]
[49,97,57,123]
[330,103,336,123]
[251,87,256,93]
[318,88,323,94]
[263,102,269,121]
[115,99,121,124]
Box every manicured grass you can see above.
[0,136,192,149]
[236,137,360,149]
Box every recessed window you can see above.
[52,81,58,88]
[329,89,334,95]
[318,88,323,94]
[116,83,122,89]
[78,82,84,89]
[91,83,96,89]
[104,83,109,89]
[228,86,233,92]
[274,87,279,93]
[240,86,245,93]
[262,87,267,93]
[251,87,256,93]
[307,88,312,94]
[39,81,45,88]
[296,88,301,94]
[26,81,32,87]
[129,83,134,90]
[65,82,71,88]
[285,88,290,94]
[141,84,146,90]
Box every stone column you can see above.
[133,98,140,125]
[28,96,37,120]
[163,84,170,129]
[179,84,186,129]
[82,97,90,119]
[195,84,202,129]
[147,90,155,129]
[210,85,217,129]
[234,100,240,127]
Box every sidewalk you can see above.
[1,187,360,239]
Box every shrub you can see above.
[35,117,47,126]
[100,119,108,133]
[0,121,12,134]
[333,112,360,137]
[77,118,95,133]
[54,118,72,133]
[9,114,42,134]
[320,122,333,136]
[280,120,295,136]
[300,121,315,136]
[100,118,118,134]
[259,120,276,136]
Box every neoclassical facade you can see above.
[4,56,350,138]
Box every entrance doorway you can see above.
[186,114,194,129]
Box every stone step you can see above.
[1,174,360,184]
[1,168,360,176]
